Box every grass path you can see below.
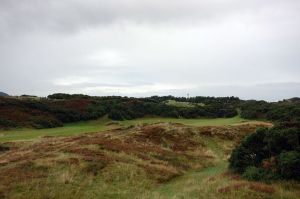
[142,137,229,199]
[149,161,228,199]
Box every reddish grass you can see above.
[248,183,275,194]
[218,182,275,194]
[50,99,93,112]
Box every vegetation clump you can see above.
[229,122,300,181]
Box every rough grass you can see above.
[1,121,295,199]
[0,116,250,142]
[119,115,250,127]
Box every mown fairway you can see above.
[0,116,248,142]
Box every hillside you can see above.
[0,95,239,129]
[1,94,299,130]
[0,92,8,97]
[0,94,299,198]
[1,121,292,199]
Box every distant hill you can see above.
[288,97,300,102]
[0,91,9,96]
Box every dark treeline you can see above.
[1,93,299,130]
[240,98,300,122]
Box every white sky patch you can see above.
[77,83,197,95]
[53,76,92,86]
[84,50,125,66]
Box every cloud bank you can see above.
[0,0,299,101]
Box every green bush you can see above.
[0,118,19,128]
[277,151,300,180]
[229,128,269,173]
[242,166,278,181]
[229,122,300,181]
[30,116,63,129]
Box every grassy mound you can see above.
[1,122,290,199]
[0,116,250,143]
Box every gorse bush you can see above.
[229,122,300,181]
[277,151,300,180]
[0,118,19,128]
[30,116,63,129]
[242,166,279,181]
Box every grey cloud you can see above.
[1,0,295,34]
[0,0,299,100]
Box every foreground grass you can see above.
[139,137,300,199]
[0,116,248,142]
[1,122,298,199]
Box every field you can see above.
[0,116,248,143]
[0,117,299,199]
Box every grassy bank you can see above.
[0,116,249,142]
[1,122,298,199]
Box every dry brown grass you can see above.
[0,122,272,198]
[218,182,275,194]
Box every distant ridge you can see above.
[0,91,9,96]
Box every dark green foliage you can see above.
[240,100,270,119]
[108,109,126,120]
[229,122,300,181]
[277,151,300,180]
[47,93,91,99]
[30,116,63,129]
[0,118,19,128]
[240,99,300,122]
[242,166,278,181]
[106,98,237,121]
[229,128,269,173]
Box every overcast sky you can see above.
[0,0,299,101]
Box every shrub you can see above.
[0,118,19,128]
[242,166,278,181]
[30,116,63,129]
[230,123,300,181]
[229,128,269,173]
[277,151,300,180]
[108,109,125,120]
